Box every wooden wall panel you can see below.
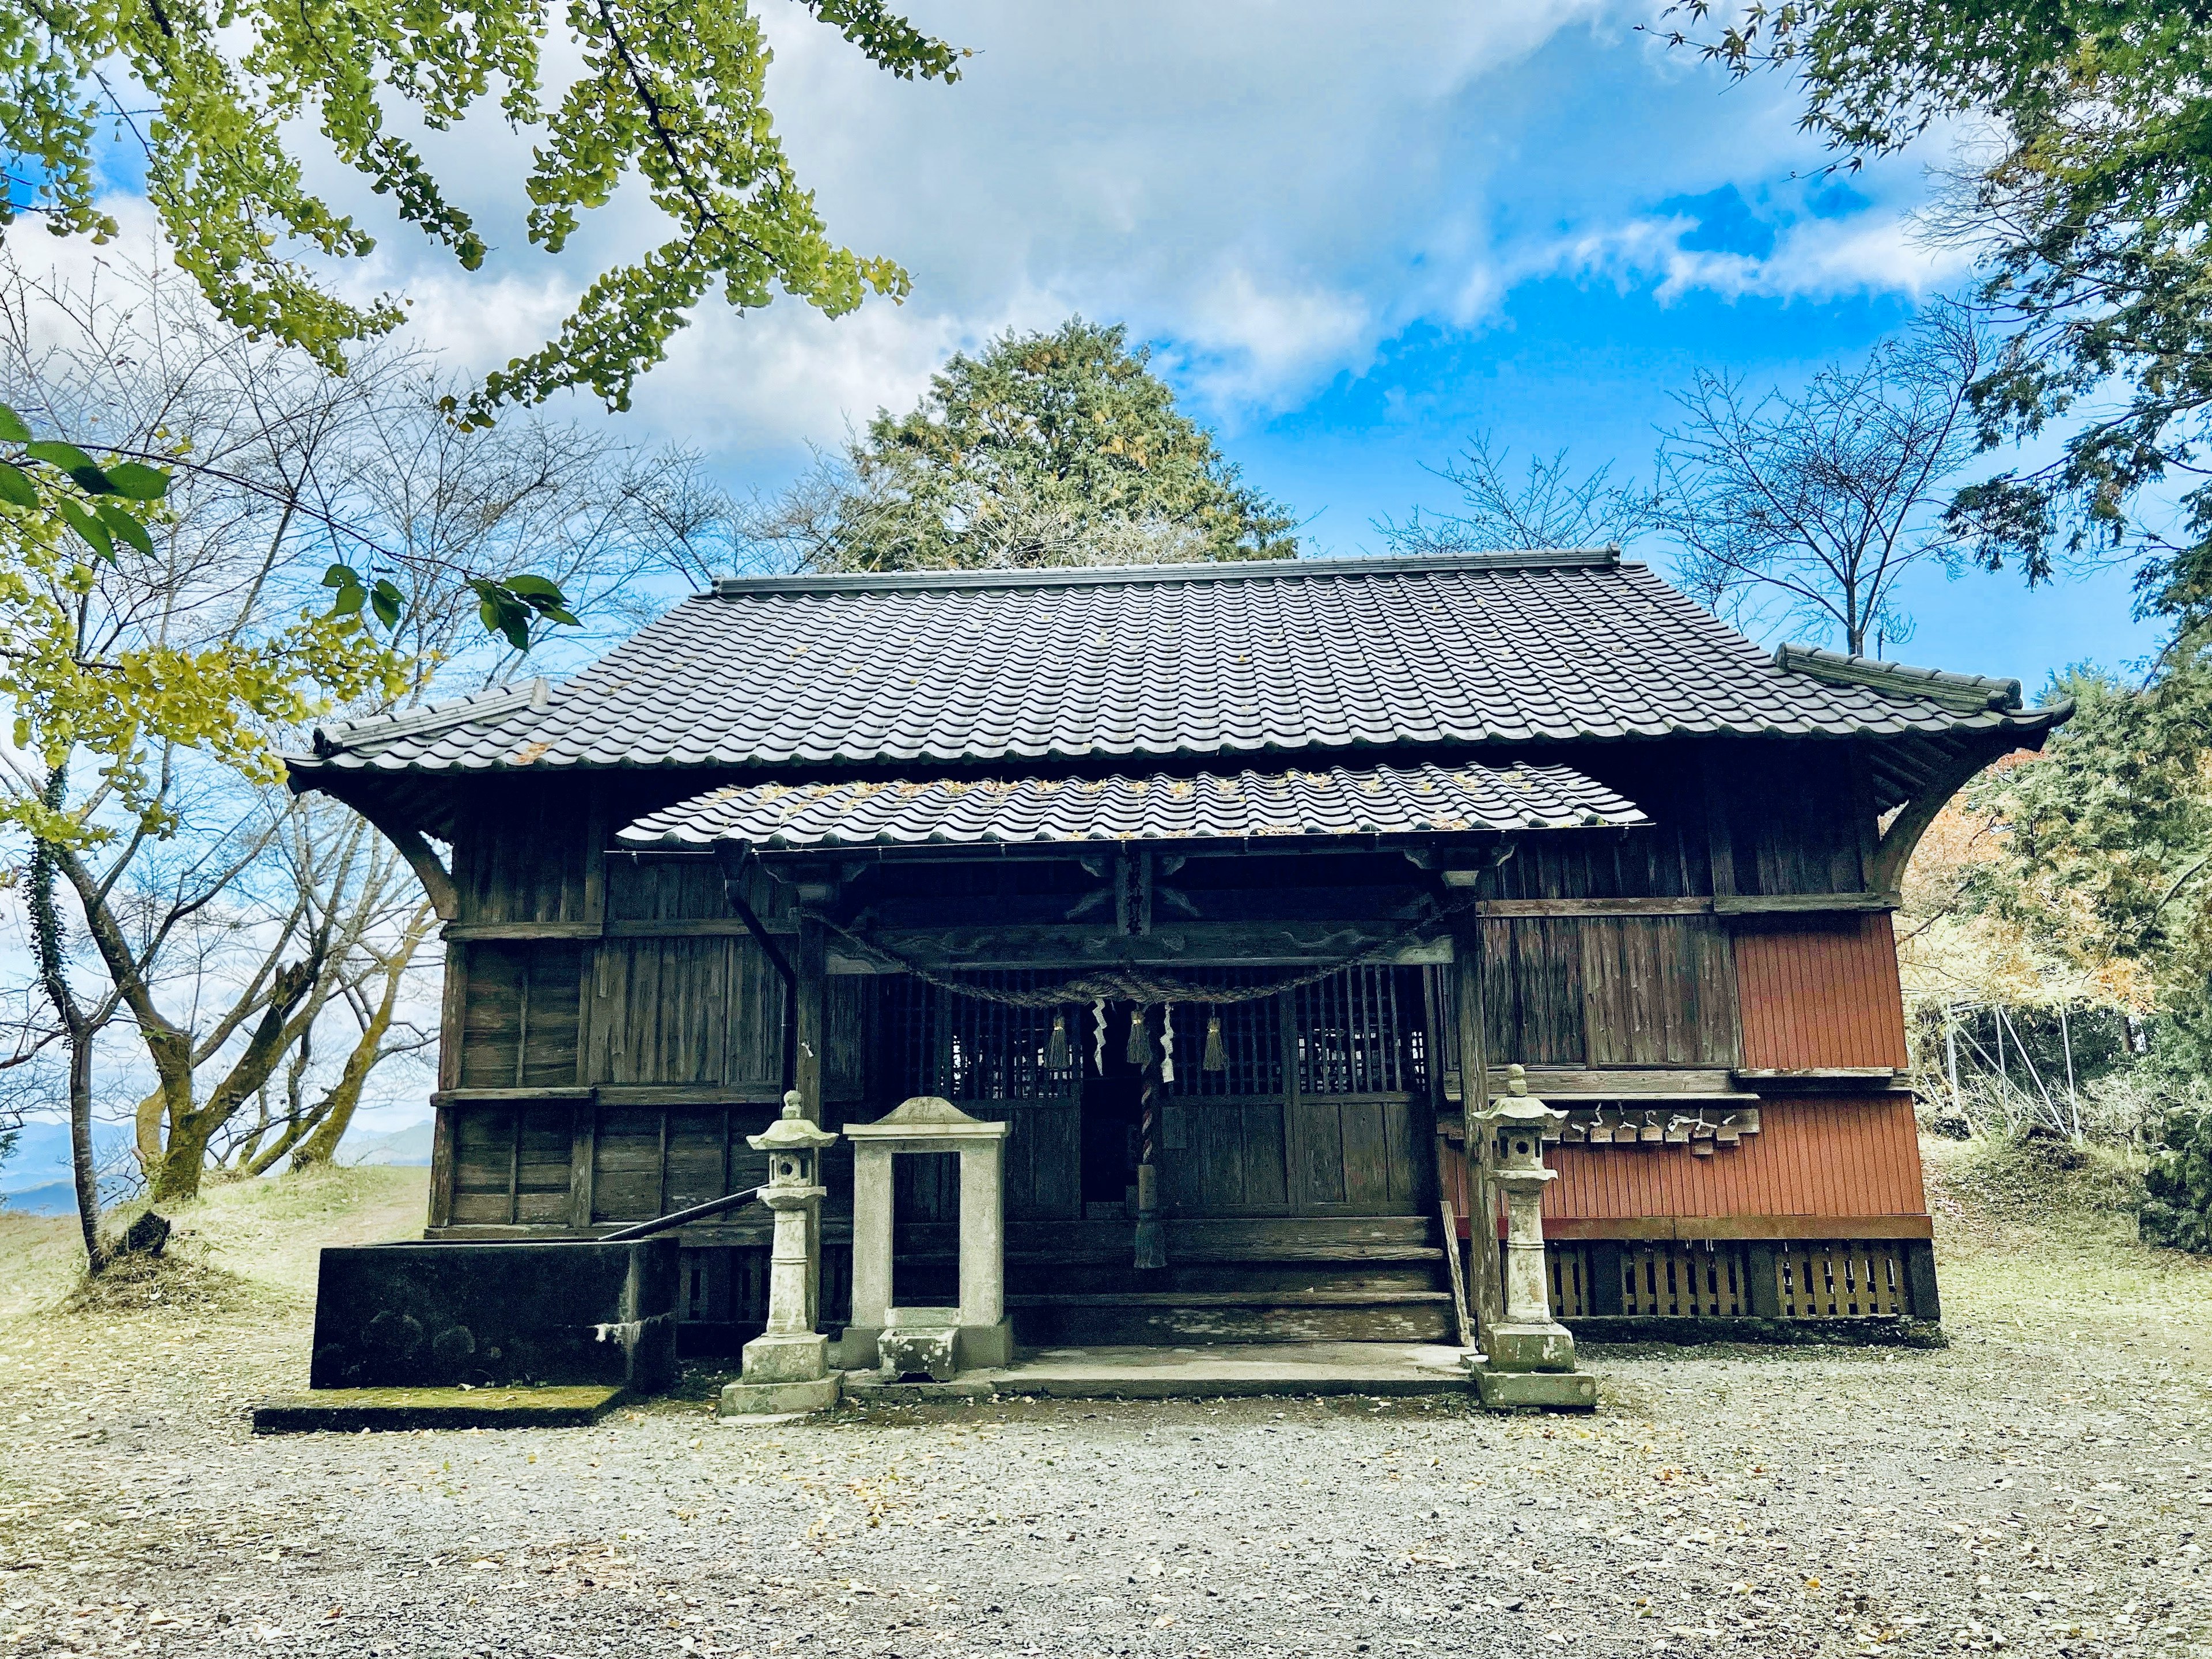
[446,1101,577,1225]
[453,781,595,924]
[581,937,789,1088]
[604,853,731,922]
[1720,744,1866,897]
[728,939,789,1088]
[1481,918,1586,1066]
[1736,914,1910,1069]
[963,1101,1083,1221]
[457,944,583,1089]
[1581,916,1738,1067]
[1480,915,1738,1071]
[1542,1097,1926,1222]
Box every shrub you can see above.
[2142,1109,2212,1253]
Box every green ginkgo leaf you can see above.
[101,461,170,502]
[56,495,113,560]
[96,499,154,557]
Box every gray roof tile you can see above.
[295,550,2067,780]
[616,762,1646,850]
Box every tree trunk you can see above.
[149,963,313,1202]
[64,1003,102,1267]
[286,906,434,1174]
[28,766,105,1270]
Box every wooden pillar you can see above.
[1903,1240,1942,1323]
[793,916,827,1123]
[1451,915,1501,1331]
[1745,1241,1783,1320]
[1587,1240,1624,1317]
[791,919,829,1326]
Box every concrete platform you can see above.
[842,1341,1478,1402]
[253,1384,628,1433]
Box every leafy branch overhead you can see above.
[1665,2,2212,620]
[1,1,965,423]
[3,399,578,653]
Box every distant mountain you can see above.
[1,1180,82,1217]
[1,1120,137,1202]
[341,1120,434,1167]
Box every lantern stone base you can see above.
[719,1374,841,1418]
[738,1330,832,1384]
[1482,1319,1580,1373]
[1466,1360,1598,1410]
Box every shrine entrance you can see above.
[866,966,1452,1346]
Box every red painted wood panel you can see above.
[1735,914,1910,1070]
[1542,1098,1926,1221]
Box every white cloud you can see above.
[47,0,1972,476]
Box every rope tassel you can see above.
[1203,1012,1228,1074]
[1127,1004,1153,1066]
[1047,1010,1070,1070]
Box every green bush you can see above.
[2142,1109,2212,1253]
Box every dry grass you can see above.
[1925,1132,2212,1359]
[0,1162,428,1330]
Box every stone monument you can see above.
[719,1093,842,1419]
[1467,1065,1598,1410]
[840,1096,1014,1380]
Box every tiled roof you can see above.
[615,762,1647,850]
[294,551,2068,780]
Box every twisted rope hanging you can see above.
[798,892,1478,1008]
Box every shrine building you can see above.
[287,548,2069,1350]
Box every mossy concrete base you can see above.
[719,1374,840,1419]
[1467,1363,1599,1411]
[1566,1315,1946,1349]
[253,1384,627,1434]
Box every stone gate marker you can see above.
[841,1096,1014,1380]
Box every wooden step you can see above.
[1009,1293,1456,1346]
[1008,1290,1452,1309]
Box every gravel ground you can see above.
[5,1158,2212,1658]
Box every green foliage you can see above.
[2,1,962,422]
[1969,651,2212,984]
[0,402,406,849]
[764,319,1297,571]
[2144,1108,2212,1254]
[1667,2,2212,614]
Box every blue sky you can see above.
[84,1,2169,688]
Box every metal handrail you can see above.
[599,1185,764,1242]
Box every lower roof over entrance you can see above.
[615,761,1646,851]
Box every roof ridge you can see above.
[707,547,1623,599]
[1772,644,2024,714]
[312,679,545,757]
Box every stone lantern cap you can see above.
[1477,1063,1567,1131]
[748,1090,840,1158]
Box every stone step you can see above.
[1007,1290,1456,1347]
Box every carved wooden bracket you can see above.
[351,798,459,920]
[1867,744,2003,898]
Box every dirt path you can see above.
[3,1155,2209,1658]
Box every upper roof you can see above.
[293,550,2069,782]
[615,761,1646,851]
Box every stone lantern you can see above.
[720,1092,841,1419]
[1466,1064,1597,1410]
